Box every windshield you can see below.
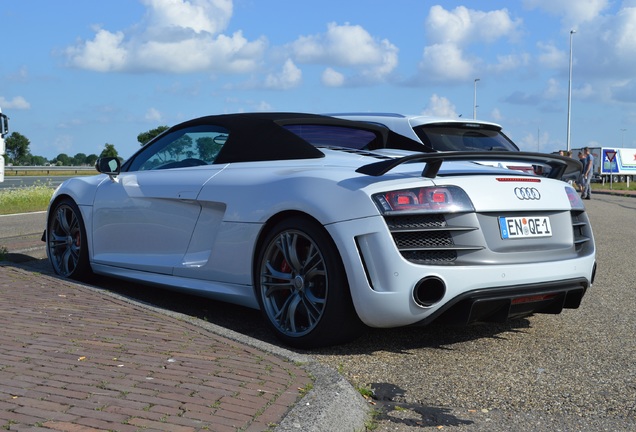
[413,123,519,152]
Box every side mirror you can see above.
[95,157,121,178]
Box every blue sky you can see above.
[2,0,636,160]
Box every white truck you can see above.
[573,147,636,183]
[0,107,9,183]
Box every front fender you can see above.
[50,174,110,207]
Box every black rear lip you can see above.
[413,277,590,327]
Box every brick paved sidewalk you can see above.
[0,264,311,432]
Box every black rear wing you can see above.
[356,151,581,180]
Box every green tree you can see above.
[138,126,169,146]
[30,155,48,166]
[72,152,88,165]
[53,153,71,166]
[5,132,30,164]
[86,154,99,166]
[197,136,223,162]
[99,143,118,158]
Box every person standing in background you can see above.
[581,147,593,200]
[577,151,586,193]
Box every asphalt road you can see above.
[0,211,46,258]
[3,194,635,431]
[316,194,634,432]
[0,175,73,190]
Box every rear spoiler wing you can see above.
[356,151,582,180]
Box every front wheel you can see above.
[47,199,93,281]
[255,217,365,349]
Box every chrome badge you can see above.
[514,187,541,200]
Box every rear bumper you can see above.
[328,216,596,328]
[414,276,590,326]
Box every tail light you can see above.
[565,186,585,210]
[373,186,474,214]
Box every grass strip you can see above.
[0,183,54,215]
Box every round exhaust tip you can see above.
[413,277,446,308]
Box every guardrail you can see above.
[4,166,96,175]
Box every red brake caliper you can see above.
[280,260,291,274]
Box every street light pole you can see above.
[566,30,576,153]
[473,78,480,120]
[621,128,626,147]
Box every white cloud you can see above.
[65,0,265,74]
[426,5,522,45]
[8,66,29,83]
[141,0,233,34]
[543,78,562,99]
[66,29,128,72]
[361,38,399,82]
[291,22,398,84]
[0,96,31,110]
[419,42,475,82]
[613,8,636,55]
[488,53,530,73]
[421,94,459,118]
[519,130,551,153]
[293,22,387,65]
[145,107,163,122]
[254,100,274,111]
[265,59,302,90]
[134,31,266,74]
[523,0,609,24]
[553,6,636,104]
[418,6,522,83]
[536,41,564,69]
[575,82,594,99]
[490,107,503,121]
[321,68,345,87]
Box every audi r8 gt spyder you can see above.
[43,113,596,348]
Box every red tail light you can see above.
[373,186,474,214]
[565,186,585,210]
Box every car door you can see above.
[91,125,228,274]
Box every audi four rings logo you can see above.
[514,187,541,200]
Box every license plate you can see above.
[499,216,552,239]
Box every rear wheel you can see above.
[255,217,365,348]
[47,199,93,281]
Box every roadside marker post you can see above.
[606,150,617,190]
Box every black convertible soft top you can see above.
[161,112,425,164]
[120,113,581,180]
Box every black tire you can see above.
[255,217,365,348]
[47,198,93,281]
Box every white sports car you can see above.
[44,113,596,348]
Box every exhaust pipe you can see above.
[413,277,446,308]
